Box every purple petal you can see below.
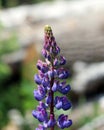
[34,74,41,84]
[42,49,47,58]
[47,114,56,127]
[45,92,52,105]
[57,68,69,79]
[32,110,37,118]
[48,70,54,78]
[59,56,66,65]
[52,81,59,92]
[57,114,72,129]
[53,58,59,66]
[36,124,46,130]
[58,84,71,94]
[55,102,62,109]
[42,77,50,87]
[65,120,72,128]
[54,96,62,109]
[62,102,71,110]
[62,97,71,110]
[33,86,46,101]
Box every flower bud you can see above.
[37,60,49,73]
[59,56,66,65]
[53,58,59,66]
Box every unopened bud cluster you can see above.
[32,25,72,130]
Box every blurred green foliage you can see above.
[0,23,21,128]
[0,23,19,82]
[31,0,54,4]
[0,22,19,55]
[0,84,22,127]
[0,0,54,8]
[0,35,19,55]
[0,22,38,128]
[20,80,37,112]
[0,63,11,82]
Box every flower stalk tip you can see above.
[44,25,52,31]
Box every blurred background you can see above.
[0,0,104,130]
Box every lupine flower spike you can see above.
[32,25,72,130]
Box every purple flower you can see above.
[42,49,51,61]
[34,86,46,101]
[36,124,46,130]
[54,46,60,56]
[41,76,50,90]
[37,60,49,73]
[38,102,47,109]
[58,81,71,94]
[57,68,69,79]
[34,74,41,85]
[32,25,72,130]
[50,46,60,56]
[32,109,48,122]
[32,104,48,122]
[52,81,59,92]
[47,70,54,79]
[61,96,71,110]
[46,53,51,61]
[42,49,47,58]
[59,56,66,65]
[57,114,72,129]
[54,96,71,110]
[53,56,66,67]
[51,39,56,46]
[53,58,59,66]
[54,96,62,110]
[45,92,52,106]
[44,42,50,51]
